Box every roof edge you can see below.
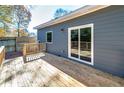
[34,5,110,30]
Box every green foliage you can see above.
[54,8,69,19]
[14,5,31,29]
[13,5,31,37]
[0,28,6,37]
[0,5,13,23]
[0,5,31,37]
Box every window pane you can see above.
[47,32,52,42]
[71,29,79,58]
[80,27,91,62]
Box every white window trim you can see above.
[68,23,94,66]
[46,31,53,44]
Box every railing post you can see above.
[0,46,5,67]
[39,43,40,52]
[23,44,26,62]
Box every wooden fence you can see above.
[0,37,37,53]
[16,37,38,52]
[23,43,46,55]
[0,46,5,67]
[16,37,37,43]
[23,43,46,61]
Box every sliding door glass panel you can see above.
[71,29,79,58]
[80,27,91,62]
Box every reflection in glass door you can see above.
[71,29,79,58]
[80,27,91,62]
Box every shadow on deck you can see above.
[5,51,23,59]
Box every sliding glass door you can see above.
[71,29,79,58]
[69,24,93,65]
[80,27,91,62]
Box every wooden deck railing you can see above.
[23,43,46,62]
[0,46,5,67]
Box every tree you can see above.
[0,5,13,23]
[29,32,36,37]
[0,5,31,37]
[13,5,31,37]
[19,29,29,37]
[54,8,69,19]
[0,5,13,33]
[0,29,6,37]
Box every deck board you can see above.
[0,53,85,87]
[1,52,123,87]
[41,53,124,87]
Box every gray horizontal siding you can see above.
[38,5,124,77]
[38,26,68,57]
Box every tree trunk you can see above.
[17,22,20,37]
[15,22,20,52]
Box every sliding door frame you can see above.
[68,23,94,65]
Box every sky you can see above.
[27,5,82,34]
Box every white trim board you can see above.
[68,23,94,66]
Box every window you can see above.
[46,31,53,43]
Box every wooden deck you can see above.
[0,53,85,87]
[42,54,124,87]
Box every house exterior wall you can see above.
[37,6,124,77]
